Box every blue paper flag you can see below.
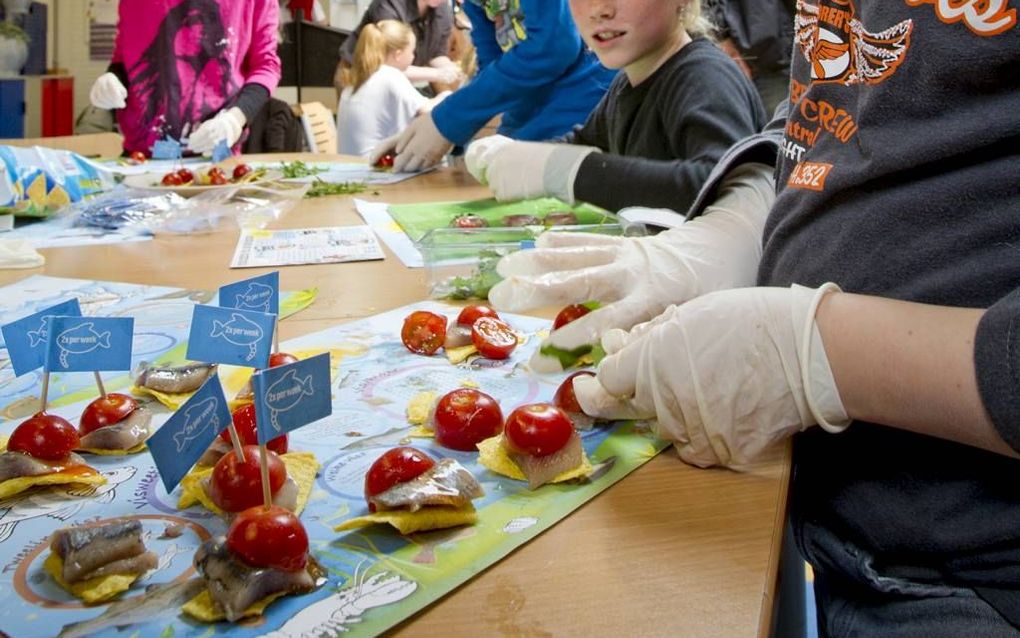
[219,272,280,316]
[252,352,332,442]
[186,305,275,368]
[1,299,82,376]
[44,316,134,372]
[148,374,232,493]
[211,140,231,163]
[151,139,182,160]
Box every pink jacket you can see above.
[113,0,280,153]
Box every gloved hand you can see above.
[187,107,246,154]
[89,72,128,110]
[392,113,453,172]
[574,284,851,469]
[368,134,400,165]
[433,65,463,85]
[465,135,598,203]
[488,162,775,372]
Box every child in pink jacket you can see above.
[89,0,281,156]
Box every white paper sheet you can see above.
[353,198,424,267]
[230,225,386,268]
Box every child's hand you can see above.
[90,73,128,110]
[575,285,850,469]
[465,138,596,203]
[188,107,246,154]
[393,114,452,172]
[487,163,776,373]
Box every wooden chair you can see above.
[0,132,124,158]
[296,102,337,154]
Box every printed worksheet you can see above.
[230,225,385,268]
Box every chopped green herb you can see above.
[436,249,504,300]
[305,178,367,198]
[539,343,594,369]
[279,161,328,179]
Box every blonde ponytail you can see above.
[349,20,415,92]
[681,0,713,39]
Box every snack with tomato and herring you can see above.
[77,393,152,455]
[197,403,290,467]
[538,301,605,370]
[0,414,106,499]
[178,444,319,518]
[132,360,218,410]
[553,371,598,430]
[183,505,324,622]
[43,519,158,603]
[407,387,504,450]
[478,403,592,489]
[335,447,484,535]
[402,305,520,365]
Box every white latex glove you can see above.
[465,135,598,203]
[392,113,453,172]
[489,162,775,372]
[187,107,246,154]
[367,134,400,165]
[433,65,463,85]
[89,72,127,110]
[575,284,851,469]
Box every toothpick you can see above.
[227,420,245,462]
[273,317,280,354]
[93,371,107,398]
[259,444,272,510]
[39,371,50,413]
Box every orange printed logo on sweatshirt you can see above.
[794,0,913,85]
[786,162,834,191]
[904,0,1016,36]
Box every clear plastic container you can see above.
[419,220,646,300]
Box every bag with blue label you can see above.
[0,145,116,217]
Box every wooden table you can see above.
[0,154,790,637]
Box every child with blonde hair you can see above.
[337,20,448,157]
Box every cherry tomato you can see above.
[227,505,308,572]
[434,388,503,451]
[503,403,573,457]
[208,445,287,512]
[207,167,228,185]
[456,305,500,327]
[232,163,252,181]
[80,393,138,435]
[553,304,592,330]
[401,311,448,356]
[176,168,195,184]
[450,214,488,229]
[471,317,517,359]
[8,413,80,461]
[374,152,395,168]
[364,447,435,510]
[129,151,147,164]
[553,371,596,414]
[161,172,183,186]
[269,352,299,368]
[219,404,288,455]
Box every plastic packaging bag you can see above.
[0,146,116,217]
[139,181,309,234]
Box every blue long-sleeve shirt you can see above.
[432,0,614,145]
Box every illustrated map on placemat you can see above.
[0,276,666,638]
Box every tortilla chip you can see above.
[0,441,106,499]
[131,385,192,411]
[78,441,147,456]
[182,587,286,623]
[177,451,319,515]
[334,505,477,535]
[476,435,592,484]
[406,391,436,426]
[445,344,477,365]
[43,552,140,604]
